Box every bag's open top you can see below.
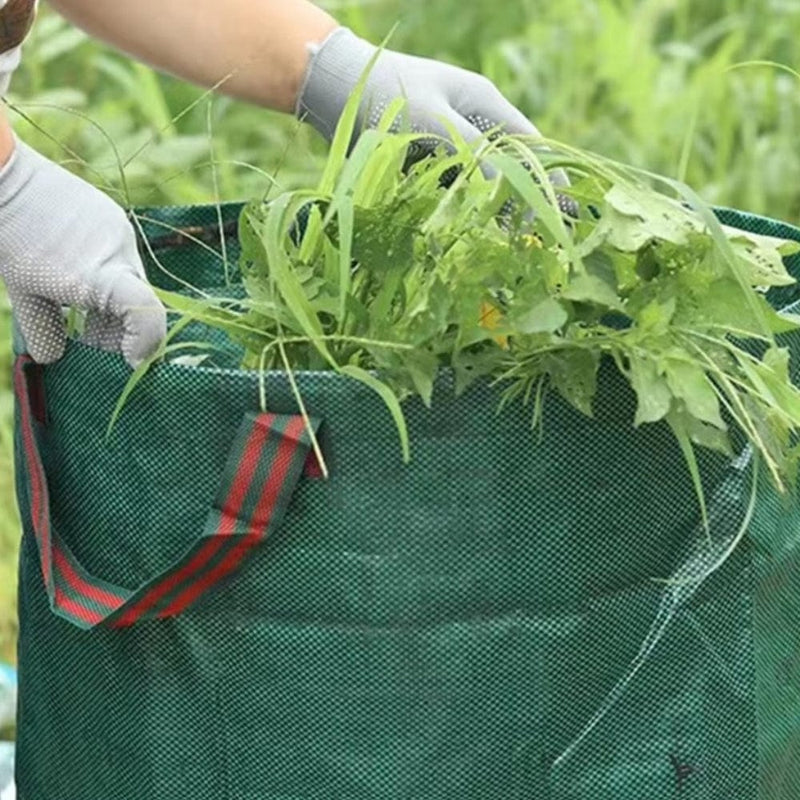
[11,202,800,800]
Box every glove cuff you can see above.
[0,137,41,208]
[0,45,21,96]
[295,27,377,141]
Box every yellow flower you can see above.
[521,233,544,249]
[479,301,509,349]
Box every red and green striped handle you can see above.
[14,355,321,630]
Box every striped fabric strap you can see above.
[14,355,321,630]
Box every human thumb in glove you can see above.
[296,27,573,212]
[0,136,167,368]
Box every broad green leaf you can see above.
[637,298,677,334]
[352,203,417,273]
[768,308,800,334]
[654,173,774,343]
[562,273,623,311]
[512,297,568,334]
[702,279,776,338]
[719,224,800,256]
[764,345,791,376]
[600,183,702,250]
[548,349,600,417]
[664,358,725,428]
[731,239,796,287]
[402,349,439,407]
[737,348,800,427]
[684,416,733,456]
[628,354,672,426]
[453,347,501,395]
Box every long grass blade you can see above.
[338,364,410,462]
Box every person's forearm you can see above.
[46,0,339,113]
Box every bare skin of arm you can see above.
[0,0,337,163]
[46,0,339,113]
[0,0,36,162]
[0,114,14,165]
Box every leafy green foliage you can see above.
[2,0,800,665]
[162,117,800,500]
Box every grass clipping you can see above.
[158,100,800,510]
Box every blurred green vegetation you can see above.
[0,0,799,660]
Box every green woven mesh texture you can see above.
[11,203,800,799]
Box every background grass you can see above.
[0,0,798,661]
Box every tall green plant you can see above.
[155,103,800,523]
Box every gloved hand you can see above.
[297,27,545,146]
[0,139,166,367]
[296,27,572,212]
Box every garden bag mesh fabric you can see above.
[11,201,800,800]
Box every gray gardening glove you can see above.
[296,27,574,213]
[0,139,166,367]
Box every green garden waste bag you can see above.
[11,202,800,800]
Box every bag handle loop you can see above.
[14,354,321,630]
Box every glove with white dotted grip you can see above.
[0,139,166,367]
[296,27,574,214]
